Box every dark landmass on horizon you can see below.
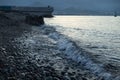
[0,0,120,16]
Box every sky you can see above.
[0,0,120,14]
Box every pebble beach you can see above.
[0,12,118,80]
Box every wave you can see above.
[40,25,120,80]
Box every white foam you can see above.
[47,26,115,80]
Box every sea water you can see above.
[44,16,120,77]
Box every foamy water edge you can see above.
[41,25,120,80]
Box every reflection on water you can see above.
[45,16,120,66]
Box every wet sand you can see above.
[0,12,110,80]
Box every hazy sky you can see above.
[0,0,120,14]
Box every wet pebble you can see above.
[70,76,77,80]
[63,76,71,80]
[68,71,76,76]
[61,71,66,76]
[82,77,88,80]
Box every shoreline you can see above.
[0,12,119,80]
[40,25,120,80]
[0,12,98,80]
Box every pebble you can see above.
[1,47,5,51]
[55,56,62,60]
[82,77,88,80]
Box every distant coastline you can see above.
[54,11,120,16]
[54,13,120,16]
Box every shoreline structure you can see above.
[0,6,54,17]
[0,12,119,80]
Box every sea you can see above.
[44,16,120,78]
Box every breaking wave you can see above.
[40,25,120,80]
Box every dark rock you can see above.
[70,76,77,80]
[82,77,88,80]
[64,66,69,72]
[53,77,60,80]
[45,76,53,80]
[25,15,44,26]
[63,76,70,80]
[61,71,66,76]
[0,59,4,68]
[68,72,76,76]
[44,71,51,76]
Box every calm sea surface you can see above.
[45,16,120,67]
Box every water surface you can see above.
[45,16,120,67]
